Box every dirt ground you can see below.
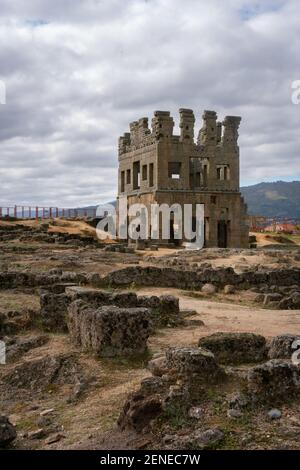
[0,219,300,450]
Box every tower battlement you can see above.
[118,109,241,156]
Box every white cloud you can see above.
[0,0,299,206]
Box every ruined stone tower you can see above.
[118,109,249,248]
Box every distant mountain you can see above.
[241,181,300,218]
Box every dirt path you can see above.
[138,287,300,353]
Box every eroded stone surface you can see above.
[67,300,151,357]
[198,332,267,365]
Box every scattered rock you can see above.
[28,428,46,440]
[268,409,282,420]
[45,433,66,445]
[227,408,243,419]
[188,406,203,420]
[201,283,217,295]
[224,285,235,294]
[0,416,17,447]
[190,428,224,449]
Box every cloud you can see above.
[0,0,299,206]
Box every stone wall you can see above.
[40,286,180,332]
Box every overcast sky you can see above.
[0,0,299,207]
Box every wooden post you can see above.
[35,206,39,220]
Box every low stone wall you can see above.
[68,300,151,357]
[1,265,299,291]
[0,271,86,290]
[102,265,300,290]
[40,286,180,332]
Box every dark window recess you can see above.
[121,171,125,192]
[168,162,181,179]
[149,163,154,186]
[133,161,140,189]
[126,169,131,184]
[142,165,147,180]
[224,166,228,180]
[211,195,216,204]
[203,165,208,185]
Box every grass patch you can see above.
[158,402,189,430]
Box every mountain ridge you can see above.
[241,180,300,218]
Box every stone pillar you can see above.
[197,110,218,146]
[151,111,174,140]
[179,108,195,142]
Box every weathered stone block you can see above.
[40,292,70,332]
[268,334,300,359]
[0,416,17,447]
[198,332,267,364]
[165,346,225,383]
[67,300,151,357]
[248,360,300,401]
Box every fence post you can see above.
[35,207,38,220]
[49,207,52,218]
[0,207,2,218]
[56,207,59,218]
[14,205,17,218]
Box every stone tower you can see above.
[118,109,249,248]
